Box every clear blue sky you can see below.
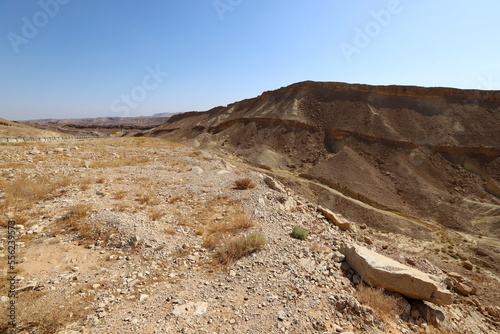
[1,0,499,120]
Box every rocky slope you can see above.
[145,81,500,275]
[0,138,498,333]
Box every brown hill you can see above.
[0,118,63,138]
[144,81,500,272]
[27,115,174,137]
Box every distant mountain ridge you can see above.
[29,114,176,127]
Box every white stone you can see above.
[340,244,453,305]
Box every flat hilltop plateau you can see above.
[0,137,499,333]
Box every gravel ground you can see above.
[0,138,497,333]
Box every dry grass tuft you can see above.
[217,232,266,265]
[149,209,164,221]
[113,202,129,212]
[78,177,93,191]
[0,212,30,228]
[355,283,400,323]
[136,193,152,205]
[234,178,257,190]
[0,290,91,334]
[0,175,73,215]
[89,156,151,168]
[200,207,264,265]
[67,203,92,218]
[202,233,218,250]
[113,190,128,200]
[204,212,255,240]
[168,195,186,204]
[61,203,116,246]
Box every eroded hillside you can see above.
[146,81,500,275]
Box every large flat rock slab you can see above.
[341,244,453,305]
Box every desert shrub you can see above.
[234,178,257,190]
[355,283,400,323]
[291,226,308,240]
[1,290,91,334]
[62,204,117,246]
[168,195,186,204]
[206,215,255,237]
[136,193,152,205]
[67,203,92,217]
[113,190,127,199]
[217,232,266,265]
[0,175,72,212]
[149,209,164,221]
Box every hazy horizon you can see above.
[1,0,499,121]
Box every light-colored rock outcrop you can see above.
[317,205,352,231]
[264,176,287,194]
[340,244,453,305]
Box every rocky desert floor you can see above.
[0,137,499,333]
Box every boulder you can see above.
[445,272,476,296]
[317,206,352,231]
[331,251,345,263]
[455,281,476,296]
[264,176,286,193]
[340,244,453,305]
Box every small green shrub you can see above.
[291,226,308,240]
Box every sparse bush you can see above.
[355,283,400,323]
[89,157,150,168]
[234,178,257,190]
[113,202,128,212]
[113,190,127,200]
[136,193,152,205]
[149,209,164,221]
[234,215,255,229]
[62,204,117,246]
[291,226,308,240]
[78,177,93,191]
[168,195,186,204]
[0,175,72,211]
[204,212,255,240]
[67,203,92,217]
[202,233,218,250]
[217,232,266,265]
[4,290,92,334]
